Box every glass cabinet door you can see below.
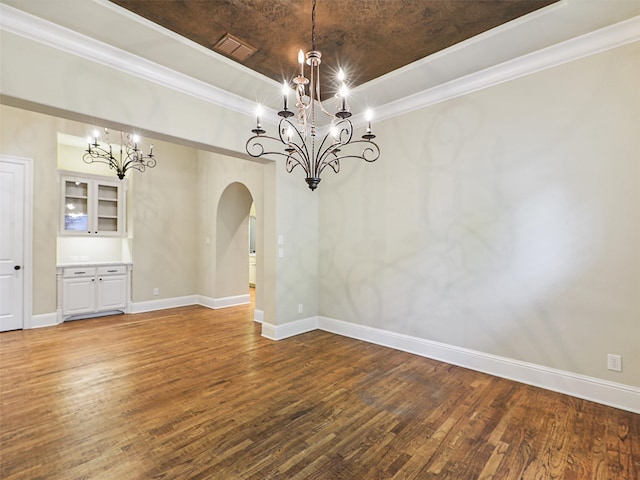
[96,183,119,233]
[63,180,89,232]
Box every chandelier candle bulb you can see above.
[365,109,373,133]
[282,82,289,110]
[339,83,348,112]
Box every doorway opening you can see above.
[215,182,258,315]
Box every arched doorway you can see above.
[215,182,256,312]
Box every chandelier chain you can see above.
[311,0,317,51]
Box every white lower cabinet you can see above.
[98,271,127,311]
[58,264,131,321]
[62,272,97,316]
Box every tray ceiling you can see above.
[109,0,558,97]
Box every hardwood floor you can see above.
[1,301,638,479]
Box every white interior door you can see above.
[0,160,25,331]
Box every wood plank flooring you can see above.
[1,300,638,479]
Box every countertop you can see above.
[57,261,133,268]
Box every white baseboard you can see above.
[197,295,216,310]
[209,294,250,309]
[28,312,58,329]
[253,309,264,323]
[261,316,318,341]
[130,295,198,314]
[317,316,640,414]
[57,293,250,317]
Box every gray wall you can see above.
[318,42,640,387]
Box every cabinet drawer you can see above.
[63,267,97,278]
[97,265,127,276]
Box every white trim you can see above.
[317,316,640,414]
[130,295,198,314]
[197,295,216,310]
[29,312,57,329]
[92,293,251,314]
[370,15,640,125]
[261,316,319,341]
[253,309,264,324]
[0,155,33,330]
[23,158,33,330]
[210,294,250,309]
[0,3,270,119]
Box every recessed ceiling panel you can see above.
[109,0,558,96]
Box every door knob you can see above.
[14,265,21,270]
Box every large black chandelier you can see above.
[84,128,156,180]
[245,0,380,191]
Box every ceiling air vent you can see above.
[214,33,257,62]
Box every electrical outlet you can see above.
[607,354,622,372]
[298,304,303,314]
[153,288,159,296]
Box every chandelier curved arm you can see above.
[246,129,312,178]
[82,144,126,178]
[82,146,113,167]
[121,146,157,174]
[314,137,380,179]
[313,73,334,119]
[334,139,381,163]
[313,118,354,177]
[319,119,352,149]
[278,118,312,173]
[246,134,295,161]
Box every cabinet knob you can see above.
[14,265,21,270]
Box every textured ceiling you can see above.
[109,0,558,97]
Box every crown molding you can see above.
[367,15,640,125]
[1,3,638,127]
[0,3,276,120]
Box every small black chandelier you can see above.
[245,0,380,191]
[84,128,156,180]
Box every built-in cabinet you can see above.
[60,172,126,236]
[57,263,132,321]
